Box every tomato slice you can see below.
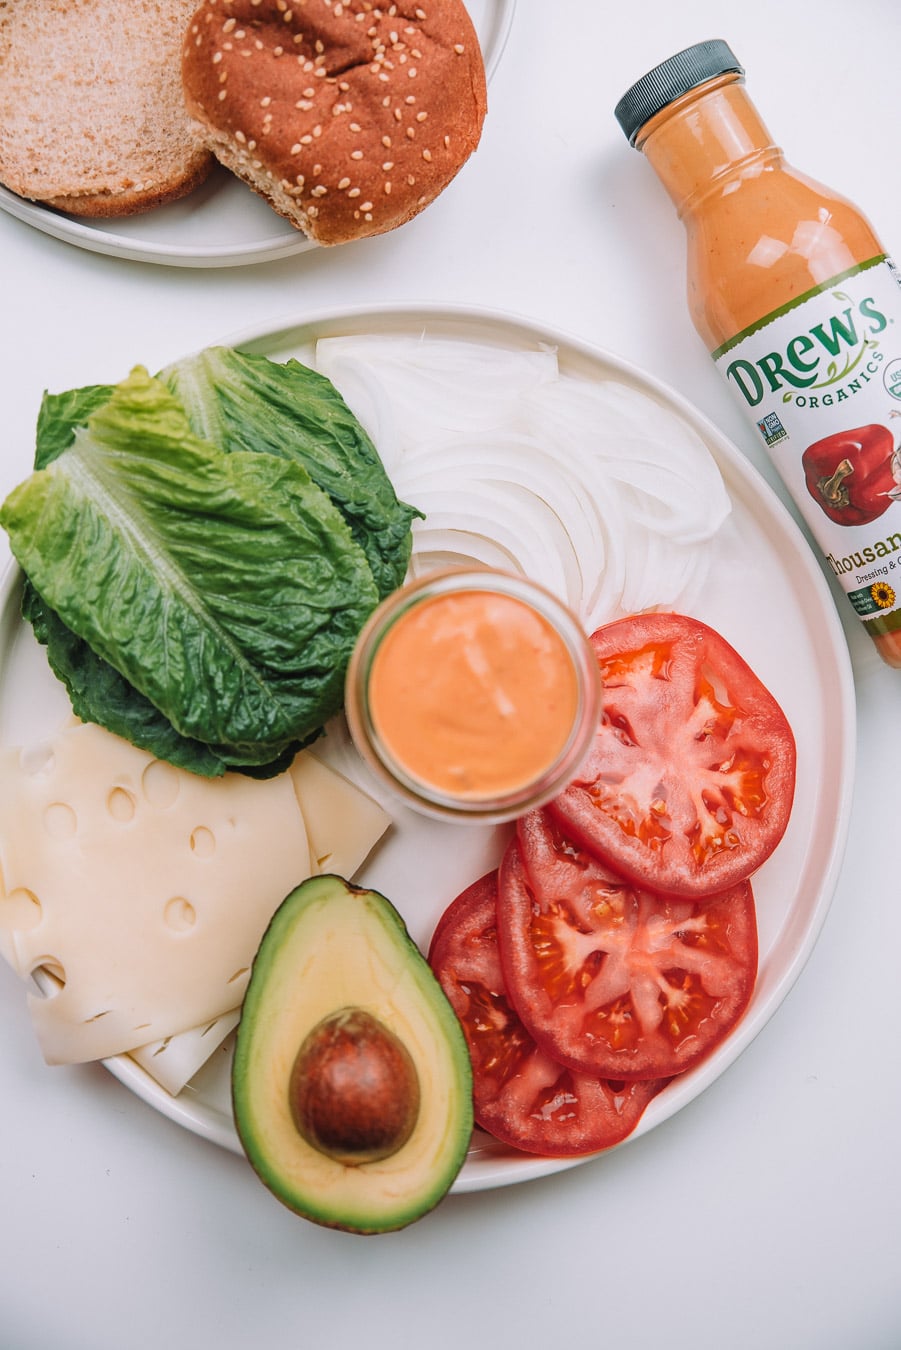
[428,872,665,1156]
[497,809,758,1081]
[550,612,796,898]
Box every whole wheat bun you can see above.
[0,0,214,217]
[181,0,487,245]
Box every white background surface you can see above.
[1,3,899,1348]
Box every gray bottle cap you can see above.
[615,39,744,146]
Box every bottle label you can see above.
[713,255,901,638]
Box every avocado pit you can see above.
[289,1006,421,1165]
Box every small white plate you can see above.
[0,303,856,1194]
[0,0,515,269]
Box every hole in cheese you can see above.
[43,802,78,838]
[28,958,66,995]
[107,787,136,822]
[2,887,43,932]
[163,896,197,932]
[189,826,216,857]
[142,760,181,809]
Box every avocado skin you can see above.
[232,874,473,1234]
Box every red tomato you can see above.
[497,810,758,1081]
[551,612,796,898]
[428,872,666,1156]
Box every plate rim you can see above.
[0,299,857,1195]
[0,0,517,269]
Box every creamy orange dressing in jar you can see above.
[616,41,901,668]
[345,570,602,823]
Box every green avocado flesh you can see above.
[232,875,474,1234]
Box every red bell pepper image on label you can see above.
[802,423,900,527]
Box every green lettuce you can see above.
[160,346,421,598]
[2,366,380,769]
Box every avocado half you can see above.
[232,874,473,1234]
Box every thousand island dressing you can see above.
[616,40,901,668]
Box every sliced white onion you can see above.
[313,335,731,630]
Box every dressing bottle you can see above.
[615,39,901,668]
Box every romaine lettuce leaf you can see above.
[2,367,379,766]
[160,346,421,598]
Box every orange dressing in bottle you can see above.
[616,40,901,668]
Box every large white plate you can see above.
[0,303,856,1195]
[0,0,514,269]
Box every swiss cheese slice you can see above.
[0,722,312,1064]
[122,749,392,1094]
[288,750,391,877]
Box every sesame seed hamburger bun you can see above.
[181,0,488,246]
[0,0,214,218]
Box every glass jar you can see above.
[345,568,602,824]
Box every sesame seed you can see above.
[360,200,373,211]
[416,110,427,122]
[422,148,431,161]
[308,205,319,218]
[350,122,362,132]
[384,181,391,193]
[218,89,227,100]
[311,185,327,196]
[382,161,394,170]
[350,150,364,159]
[407,67,417,78]
[260,96,271,107]
[348,187,361,198]
[338,177,351,189]
[235,129,246,143]
[213,51,223,63]
[454,43,465,54]
[290,143,302,154]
